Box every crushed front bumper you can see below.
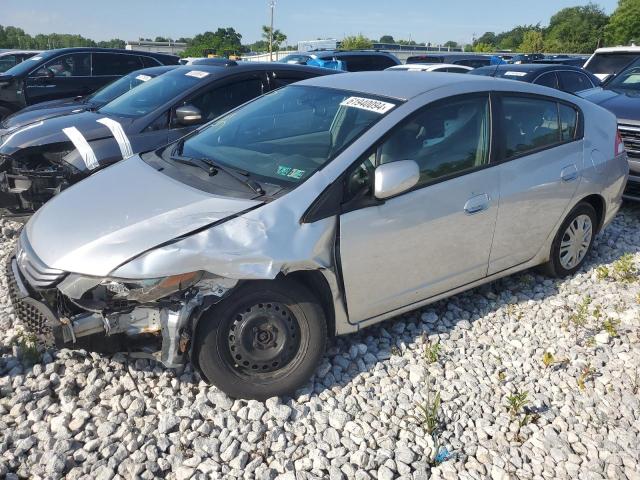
[0,164,68,216]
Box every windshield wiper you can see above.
[171,154,265,196]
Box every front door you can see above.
[338,94,500,322]
[25,53,93,104]
[488,95,583,274]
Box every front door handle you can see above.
[464,193,490,215]
[561,164,579,182]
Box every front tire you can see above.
[542,202,597,278]
[195,279,327,400]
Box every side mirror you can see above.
[175,104,202,126]
[374,160,420,200]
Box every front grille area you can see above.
[618,123,640,159]
[15,235,65,289]
[5,258,57,345]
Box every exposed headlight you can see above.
[101,271,203,303]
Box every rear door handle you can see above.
[464,193,490,215]
[561,164,579,182]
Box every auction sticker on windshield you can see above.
[185,70,210,79]
[277,166,306,180]
[340,97,395,114]
[504,71,528,77]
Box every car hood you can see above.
[1,100,94,131]
[578,87,640,121]
[0,110,134,156]
[25,155,262,277]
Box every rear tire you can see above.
[541,202,597,278]
[195,279,327,400]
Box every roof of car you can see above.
[135,65,179,76]
[166,62,338,78]
[472,64,587,76]
[387,63,473,71]
[297,71,502,100]
[34,47,178,59]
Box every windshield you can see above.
[607,58,640,91]
[89,70,157,104]
[99,69,207,117]
[2,51,52,76]
[585,53,640,75]
[177,85,399,187]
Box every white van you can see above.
[584,45,640,81]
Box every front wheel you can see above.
[195,279,327,400]
[542,202,597,278]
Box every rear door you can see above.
[488,94,583,274]
[25,53,92,104]
[533,72,560,90]
[339,93,499,322]
[92,53,144,89]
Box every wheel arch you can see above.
[282,270,336,338]
[578,193,605,233]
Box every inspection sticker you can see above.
[185,70,210,79]
[277,166,306,179]
[135,74,152,82]
[30,56,42,61]
[340,96,395,114]
[503,71,528,77]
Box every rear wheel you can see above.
[195,279,327,400]
[542,202,597,277]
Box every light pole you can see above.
[269,0,276,61]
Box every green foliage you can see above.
[379,35,395,44]
[544,4,609,53]
[14,332,40,365]
[340,34,373,50]
[261,25,287,51]
[423,340,441,364]
[570,295,592,336]
[473,42,494,52]
[542,352,555,368]
[519,30,545,53]
[505,389,529,418]
[602,318,620,337]
[443,40,459,48]
[606,0,640,46]
[577,363,597,390]
[182,27,244,58]
[596,265,610,280]
[611,253,637,282]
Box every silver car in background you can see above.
[7,72,627,399]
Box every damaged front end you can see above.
[0,144,79,217]
[7,235,238,367]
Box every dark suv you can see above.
[279,50,400,71]
[0,48,180,120]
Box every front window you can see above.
[89,70,157,104]
[0,55,17,73]
[32,53,91,77]
[585,53,640,75]
[606,58,640,91]
[99,69,207,117]
[176,85,399,187]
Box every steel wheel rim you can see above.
[559,214,593,270]
[226,302,301,375]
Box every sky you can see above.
[0,0,621,46]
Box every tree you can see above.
[247,40,270,52]
[473,42,494,52]
[340,34,373,50]
[519,30,544,53]
[463,44,474,52]
[544,4,609,53]
[443,40,459,48]
[606,0,640,46]
[262,25,287,51]
[496,24,542,50]
[182,28,244,57]
[379,35,395,44]
[474,32,497,48]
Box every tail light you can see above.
[616,129,626,156]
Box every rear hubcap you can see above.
[559,214,593,270]
[227,302,300,373]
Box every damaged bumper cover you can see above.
[6,250,238,367]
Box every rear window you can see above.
[93,53,143,76]
[585,53,640,75]
[503,97,560,159]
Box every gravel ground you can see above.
[1,205,640,480]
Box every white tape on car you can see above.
[135,74,152,82]
[340,97,395,114]
[185,70,209,79]
[0,121,43,148]
[62,127,99,170]
[96,118,134,159]
[504,71,528,77]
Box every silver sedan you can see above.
[8,72,628,399]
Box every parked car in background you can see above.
[469,64,600,94]
[0,50,41,73]
[584,46,640,81]
[1,66,176,132]
[0,63,339,216]
[7,72,626,399]
[510,53,546,64]
[0,48,180,120]
[279,50,400,71]
[386,63,473,73]
[180,57,238,67]
[406,54,491,68]
[579,57,640,200]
